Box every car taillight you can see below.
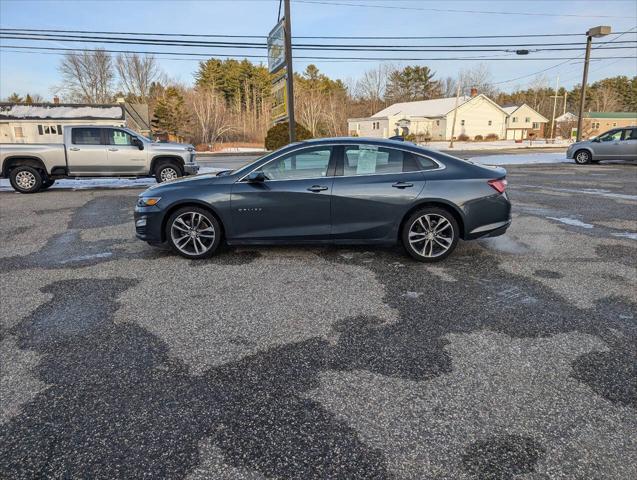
[488,178,507,194]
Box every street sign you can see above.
[271,70,288,123]
[267,19,286,74]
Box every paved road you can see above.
[196,147,567,169]
[1,162,635,479]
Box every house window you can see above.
[525,117,531,123]
[512,117,518,123]
[436,120,440,126]
[532,122,540,129]
[58,125,63,135]
[488,120,492,126]
[460,120,465,126]
[612,122,617,127]
[592,122,600,129]
[14,127,24,138]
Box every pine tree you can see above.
[24,94,33,104]
[151,87,188,137]
[6,93,23,103]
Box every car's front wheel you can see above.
[155,162,183,183]
[574,150,592,165]
[166,207,221,259]
[402,207,459,262]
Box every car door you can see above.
[105,128,148,175]
[330,143,429,242]
[619,128,637,160]
[66,127,108,175]
[593,129,623,159]
[229,146,335,242]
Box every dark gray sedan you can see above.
[134,138,511,262]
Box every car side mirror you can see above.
[247,171,266,182]
[132,137,144,150]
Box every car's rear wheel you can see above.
[155,162,183,183]
[402,207,459,262]
[574,150,592,165]
[9,166,43,193]
[166,207,221,259]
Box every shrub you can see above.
[474,135,484,141]
[485,133,499,141]
[404,133,417,142]
[264,122,312,150]
[457,133,470,141]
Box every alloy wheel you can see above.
[160,167,179,182]
[170,212,216,256]
[575,151,590,164]
[408,213,454,258]
[15,171,37,190]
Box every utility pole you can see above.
[283,0,296,143]
[448,82,462,148]
[576,26,611,141]
[549,76,560,140]
[563,92,567,116]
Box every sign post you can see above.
[267,1,296,143]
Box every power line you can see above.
[3,26,636,40]
[293,0,636,19]
[2,44,635,63]
[1,33,635,52]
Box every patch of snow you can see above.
[612,232,637,240]
[469,152,567,165]
[478,236,529,254]
[218,147,266,153]
[520,185,637,201]
[425,139,569,151]
[60,252,113,264]
[0,167,225,192]
[546,217,594,229]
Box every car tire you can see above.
[402,207,459,262]
[9,166,43,193]
[40,179,56,190]
[166,206,221,259]
[155,162,183,183]
[574,150,592,165]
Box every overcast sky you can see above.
[1,0,636,100]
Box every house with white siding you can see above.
[348,90,509,141]
[502,104,549,140]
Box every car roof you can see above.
[297,136,412,147]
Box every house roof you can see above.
[371,96,472,118]
[0,103,125,120]
[556,112,577,122]
[583,112,637,119]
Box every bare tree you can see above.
[439,76,457,97]
[58,49,114,103]
[356,64,393,113]
[187,87,234,146]
[458,63,498,97]
[590,83,621,112]
[116,53,162,103]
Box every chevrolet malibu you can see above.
[134,138,511,262]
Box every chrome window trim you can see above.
[236,142,445,183]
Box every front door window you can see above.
[258,148,332,180]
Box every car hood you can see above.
[144,172,222,192]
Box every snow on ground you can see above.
[0,167,226,192]
[468,152,567,166]
[425,139,569,151]
[217,147,267,153]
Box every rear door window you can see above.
[343,145,436,176]
[72,128,102,145]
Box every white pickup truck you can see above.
[0,125,199,193]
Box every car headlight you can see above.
[137,196,161,207]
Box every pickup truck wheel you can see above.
[155,162,182,183]
[9,166,43,193]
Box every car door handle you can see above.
[307,185,328,192]
[392,182,414,189]
[69,147,80,151]
[108,148,119,151]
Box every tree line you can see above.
[3,49,635,146]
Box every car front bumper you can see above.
[134,206,166,243]
[184,163,200,176]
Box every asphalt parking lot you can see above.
[1,162,636,479]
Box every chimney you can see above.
[470,87,478,97]
[53,96,60,104]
